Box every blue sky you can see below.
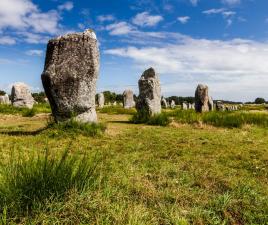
[0,0,268,101]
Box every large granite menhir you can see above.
[41,29,99,123]
[11,83,34,108]
[136,67,161,116]
[123,89,135,109]
[195,84,210,113]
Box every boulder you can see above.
[136,67,161,116]
[195,84,210,113]
[97,93,105,108]
[161,97,168,109]
[41,29,99,123]
[11,83,34,108]
[170,100,176,109]
[123,89,135,109]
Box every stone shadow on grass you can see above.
[0,126,49,136]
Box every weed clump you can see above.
[22,108,36,117]
[0,148,99,217]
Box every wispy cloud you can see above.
[26,49,43,56]
[203,8,236,27]
[132,12,163,27]
[0,36,16,45]
[97,14,115,23]
[177,16,190,24]
[106,22,134,35]
[189,0,199,6]
[222,0,241,6]
[58,1,73,11]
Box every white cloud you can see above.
[177,16,190,24]
[132,12,163,27]
[0,36,16,45]
[104,34,268,100]
[58,1,73,11]
[26,49,43,56]
[106,22,134,35]
[222,0,241,6]
[203,8,226,15]
[97,15,115,22]
[189,0,198,6]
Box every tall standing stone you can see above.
[195,84,210,113]
[11,83,34,108]
[136,67,161,116]
[41,29,99,123]
[97,93,104,108]
[123,89,135,109]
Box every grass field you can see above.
[0,106,267,224]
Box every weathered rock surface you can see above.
[11,83,34,108]
[136,67,161,116]
[41,29,99,123]
[0,94,10,105]
[170,100,176,109]
[216,101,225,111]
[123,89,135,109]
[195,84,210,113]
[161,97,168,109]
[97,93,104,108]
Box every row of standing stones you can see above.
[0,29,238,122]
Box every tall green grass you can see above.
[47,119,107,137]
[130,110,171,126]
[0,103,51,117]
[171,110,268,128]
[0,148,99,218]
[98,106,136,115]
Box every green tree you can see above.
[0,90,6,96]
[255,98,266,104]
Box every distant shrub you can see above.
[48,119,107,137]
[0,148,99,216]
[99,106,136,115]
[130,110,171,126]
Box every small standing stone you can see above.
[161,97,168,109]
[123,89,135,109]
[0,94,10,105]
[11,83,34,109]
[182,102,188,110]
[136,67,161,116]
[170,100,176,109]
[97,93,105,108]
[208,96,214,111]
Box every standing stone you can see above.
[195,84,210,113]
[11,83,34,108]
[208,96,214,111]
[182,102,188,110]
[136,67,161,116]
[161,97,168,109]
[0,94,10,105]
[97,93,105,108]
[123,89,135,109]
[41,29,99,123]
[170,100,176,109]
